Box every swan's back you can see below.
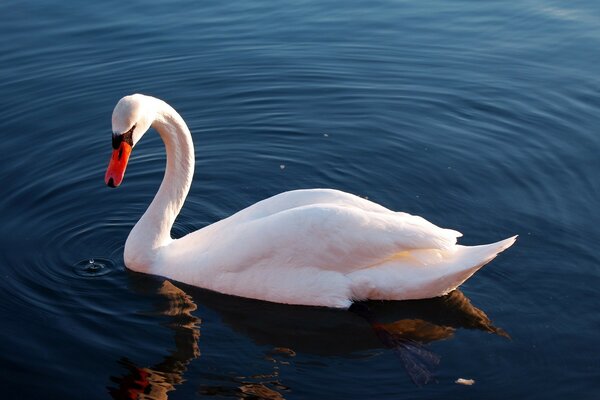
[225,188,393,222]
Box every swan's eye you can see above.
[112,124,136,149]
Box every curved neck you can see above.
[125,99,194,268]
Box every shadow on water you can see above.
[108,276,508,399]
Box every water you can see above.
[1,0,599,398]
[73,258,115,277]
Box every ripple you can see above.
[73,258,116,278]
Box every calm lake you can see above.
[1,0,599,398]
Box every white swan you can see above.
[104,94,516,309]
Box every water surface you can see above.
[1,0,599,398]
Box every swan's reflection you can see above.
[349,293,509,385]
[109,277,507,398]
[108,281,200,399]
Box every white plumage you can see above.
[106,94,516,309]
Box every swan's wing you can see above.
[190,203,462,274]
[222,188,396,224]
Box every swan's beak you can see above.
[105,141,132,188]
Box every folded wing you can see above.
[206,203,462,274]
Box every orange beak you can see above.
[105,141,132,188]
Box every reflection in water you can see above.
[197,347,293,399]
[108,281,200,400]
[361,289,509,342]
[108,277,507,398]
[350,291,509,385]
[352,301,442,386]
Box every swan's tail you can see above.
[410,234,518,297]
[349,235,518,301]
[452,235,517,271]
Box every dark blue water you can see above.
[1,0,599,398]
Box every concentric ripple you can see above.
[73,258,116,278]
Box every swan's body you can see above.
[105,94,516,309]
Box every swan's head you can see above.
[105,94,156,188]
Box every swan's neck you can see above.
[125,100,194,270]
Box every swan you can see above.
[104,94,516,309]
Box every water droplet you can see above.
[73,257,115,277]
